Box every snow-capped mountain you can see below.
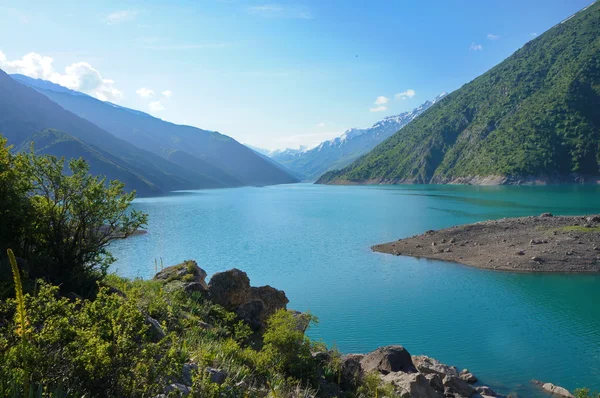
[269,93,447,180]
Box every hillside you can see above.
[12,75,299,187]
[0,69,228,195]
[271,95,446,180]
[317,2,600,185]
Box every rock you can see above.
[475,386,497,397]
[425,373,444,392]
[145,315,165,341]
[443,375,475,397]
[206,367,226,384]
[360,345,417,375]
[290,310,311,333]
[164,383,191,395]
[155,260,208,290]
[540,213,553,217]
[516,250,525,255]
[382,372,442,398]
[249,286,289,321]
[412,355,458,377]
[208,268,251,310]
[339,354,364,389]
[182,363,198,385]
[532,380,574,397]
[198,321,212,330]
[459,369,478,384]
[184,282,207,294]
[586,215,600,223]
[236,300,265,330]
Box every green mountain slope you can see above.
[318,2,600,185]
[15,129,162,195]
[11,75,299,187]
[0,69,228,195]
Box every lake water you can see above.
[111,183,600,396]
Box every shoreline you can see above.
[373,214,600,273]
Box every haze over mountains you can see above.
[261,94,446,181]
[318,2,600,185]
[0,71,298,196]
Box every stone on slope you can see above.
[412,355,459,377]
[208,268,251,309]
[360,345,417,375]
[382,372,443,398]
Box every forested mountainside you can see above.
[318,2,600,185]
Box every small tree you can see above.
[12,144,147,293]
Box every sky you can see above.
[0,0,593,150]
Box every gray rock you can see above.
[290,310,311,333]
[340,354,364,389]
[532,380,574,397]
[540,213,554,217]
[208,268,251,310]
[145,316,165,341]
[382,372,442,398]
[361,345,417,375]
[412,355,459,377]
[206,367,227,384]
[586,215,600,223]
[182,363,198,385]
[164,383,191,395]
[154,260,208,290]
[443,375,475,397]
[184,282,207,294]
[475,386,497,397]
[459,369,478,384]
[425,373,444,392]
[236,299,265,330]
[244,285,289,331]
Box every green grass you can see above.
[560,225,600,233]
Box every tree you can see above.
[1,137,148,294]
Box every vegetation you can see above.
[318,2,600,184]
[0,136,146,295]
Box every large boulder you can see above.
[154,260,208,293]
[382,372,443,398]
[340,354,365,389]
[208,269,251,310]
[532,381,574,398]
[361,345,417,375]
[238,286,289,331]
[442,375,475,397]
[412,355,459,378]
[459,369,478,384]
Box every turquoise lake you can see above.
[111,183,600,396]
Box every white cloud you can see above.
[275,131,342,149]
[487,33,500,40]
[395,89,416,100]
[162,90,173,98]
[530,32,538,37]
[105,10,138,25]
[369,106,388,113]
[0,51,123,101]
[149,101,165,112]
[317,122,326,128]
[247,4,312,19]
[374,96,389,105]
[470,43,483,51]
[136,87,155,98]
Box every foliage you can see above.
[318,2,600,184]
[576,389,600,398]
[0,139,147,295]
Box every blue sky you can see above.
[0,0,592,150]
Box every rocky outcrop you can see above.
[360,345,417,374]
[343,347,482,398]
[532,380,574,397]
[208,268,289,332]
[154,260,208,293]
[382,372,442,398]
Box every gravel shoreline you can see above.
[373,214,600,273]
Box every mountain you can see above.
[0,69,228,196]
[318,2,600,185]
[12,74,299,187]
[269,95,446,181]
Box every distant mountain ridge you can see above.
[10,74,299,189]
[318,2,600,185]
[265,94,446,181]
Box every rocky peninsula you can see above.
[373,214,600,273]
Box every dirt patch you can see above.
[373,214,600,273]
